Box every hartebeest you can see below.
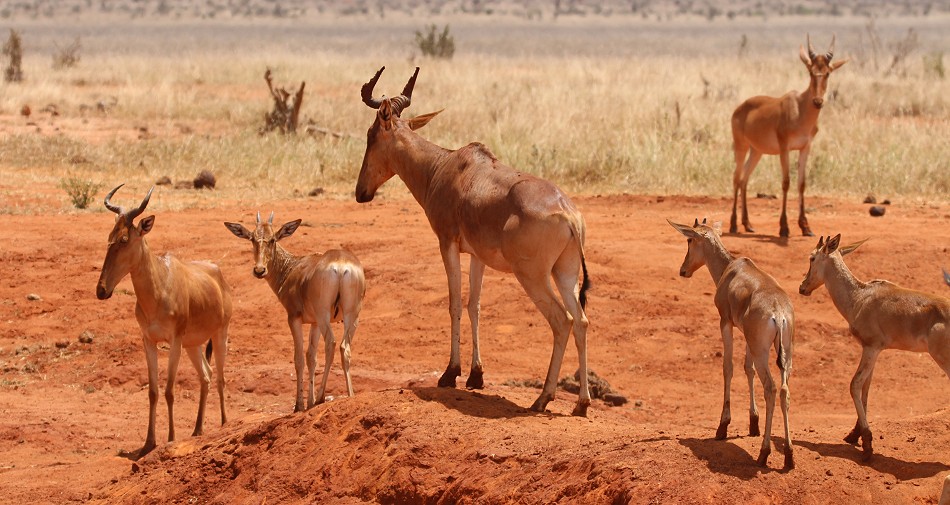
[799,235,950,461]
[730,35,848,237]
[96,184,232,458]
[670,218,794,469]
[355,66,592,416]
[225,213,365,411]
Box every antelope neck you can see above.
[266,244,301,296]
[391,129,449,208]
[703,237,735,285]
[821,255,865,322]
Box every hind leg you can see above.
[466,256,486,389]
[744,345,760,437]
[185,345,211,437]
[553,248,590,417]
[717,321,734,440]
[752,349,777,467]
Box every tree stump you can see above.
[260,69,305,135]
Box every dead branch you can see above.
[260,68,305,135]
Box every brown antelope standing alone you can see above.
[355,66,592,416]
[670,219,794,469]
[799,235,950,461]
[225,213,365,411]
[730,35,848,237]
[96,185,232,458]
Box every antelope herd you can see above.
[91,35,950,475]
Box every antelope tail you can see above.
[566,214,591,310]
[773,317,791,374]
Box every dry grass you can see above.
[1,14,949,213]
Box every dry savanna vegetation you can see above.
[1,3,950,504]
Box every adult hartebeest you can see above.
[225,212,365,411]
[670,218,794,469]
[96,184,232,458]
[799,235,950,461]
[730,35,848,237]
[355,66,592,416]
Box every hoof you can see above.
[801,228,814,237]
[729,223,738,234]
[137,442,157,460]
[844,427,861,445]
[757,447,771,467]
[438,365,462,388]
[715,422,729,440]
[465,368,484,389]
[744,225,756,234]
[861,428,874,461]
[571,400,590,417]
[779,228,790,238]
[784,447,795,470]
[530,394,552,413]
[749,414,760,437]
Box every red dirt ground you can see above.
[1,186,949,504]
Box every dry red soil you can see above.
[1,186,949,504]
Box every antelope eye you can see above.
[120,235,129,243]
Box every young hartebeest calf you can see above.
[670,218,794,470]
[355,66,592,416]
[730,35,848,237]
[799,235,950,461]
[225,213,365,411]
[96,184,232,458]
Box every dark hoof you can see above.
[844,427,861,445]
[749,414,760,437]
[757,447,771,467]
[715,422,729,440]
[465,368,484,389]
[729,224,739,234]
[438,365,462,388]
[293,404,305,413]
[784,451,795,470]
[861,428,874,461]
[779,228,790,238]
[801,229,815,237]
[744,225,756,233]
[530,394,552,413]
[571,400,590,417]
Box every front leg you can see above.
[717,320,734,440]
[141,336,160,457]
[164,338,183,443]
[466,255,486,389]
[437,240,463,388]
[849,346,881,461]
[288,316,307,412]
[796,144,814,236]
[778,145,791,238]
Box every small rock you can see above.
[869,205,886,217]
[603,393,628,407]
[756,193,777,200]
[21,104,31,117]
[26,293,41,301]
[826,469,834,476]
[155,176,172,186]
[882,199,891,205]
[174,180,193,190]
[131,462,141,473]
[308,187,325,197]
[656,196,665,203]
[193,170,216,190]
[55,341,69,349]
[78,331,95,344]
[863,194,877,204]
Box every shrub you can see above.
[2,29,23,82]
[414,24,455,59]
[59,178,103,209]
[52,37,81,70]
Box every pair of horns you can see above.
[807,33,835,61]
[361,66,420,117]
[104,184,153,225]
[693,217,708,227]
[256,211,275,225]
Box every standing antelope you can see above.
[799,235,950,461]
[355,66,592,416]
[95,184,231,458]
[730,35,848,237]
[669,218,794,469]
[225,213,365,412]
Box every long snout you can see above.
[679,269,692,278]
[253,266,267,279]
[798,284,812,296]
[355,187,375,203]
[96,283,112,300]
[812,97,824,109]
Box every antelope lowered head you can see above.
[355,66,443,203]
[799,234,867,295]
[799,34,848,109]
[96,184,155,300]
[224,212,301,279]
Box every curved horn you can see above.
[807,33,817,61]
[390,67,420,117]
[825,33,836,60]
[256,211,262,225]
[126,186,154,222]
[268,211,274,224]
[103,184,125,215]
[361,66,385,109]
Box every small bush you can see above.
[414,24,455,59]
[59,178,103,209]
[924,52,945,79]
[52,37,81,70]
[2,29,23,82]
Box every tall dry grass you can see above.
[0,15,948,213]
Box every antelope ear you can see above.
[276,219,302,241]
[830,58,849,71]
[815,235,825,251]
[668,219,702,239]
[224,222,252,240]
[799,45,812,67]
[378,100,394,130]
[408,109,443,131]
[839,238,868,256]
[824,234,842,253]
[139,215,155,235]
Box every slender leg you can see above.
[744,346,760,437]
[164,338,183,443]
[288,316,306,412]
[739,149,763,233]
[730,145,749,234]
[438,241,464,388]
[339,269,364,398]
[141,336,160,456]
[466,256,486,389]
[184,345,211,437]
[212,330,228,425]
[306,324,320,408]
[779,355,794,470]
[849,346,881,461]
[796,144,814,236]
[315,318,335,406]
[340,318,356,398]
[717,320,734,440]
[778,145,791,238]
[553,254,590,417]
[752,349,777,467]
[515,269,572,414]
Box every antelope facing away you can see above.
[670,218,794,470]
[730,35,848,237]
[225,213,365,411]
[96,185,232,458]
[799,235,950,461]
[355,66,592,416]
